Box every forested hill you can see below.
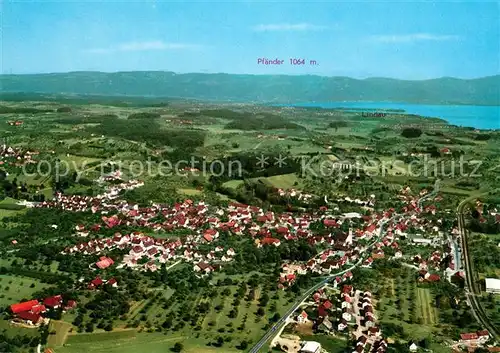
[1,72,499,105]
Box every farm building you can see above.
[300,341,321,353]
[10,300,40,314]
[485,278,500,293]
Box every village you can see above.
[3,165,496,353]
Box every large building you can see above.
[300,341,321,353]
[485,278,500,293]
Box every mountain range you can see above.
[1,71,499,105]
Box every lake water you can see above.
[288,102,500,130]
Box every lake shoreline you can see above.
[277,102,500,130]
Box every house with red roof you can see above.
[147,247,158,257]
[424,273,441,282]
[10,300,40,314]
[202,229,218,242]
[276,226,289,235]
[372,249,385,259]
[88,276,104,289]
[343,271,353,280]
[258,237,281,247]
[16,311,43,326]
[341,298,351,309]
[342,285,354,296]
[297,311,308,324]
[365,224,377,235]
[31,304,46,314]
[323,300,333,310]
[102,215,120,228]
[9,300,47,326]
[369,326,381,337]
[203,233,213,242]
[194,262,213,274]
[362,257,374,267]
[43,295,63,309]
[323,219,338,227]
[96,256,114,269]
[318,304,328,318]
[64,300,77,310]
[460,330,490,345]
[279,273,296,283]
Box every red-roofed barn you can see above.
[10,300,39,314]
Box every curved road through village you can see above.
[457,192,500,341]
[249,183,440,353]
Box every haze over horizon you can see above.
[2,0,499,80]
[4,70,499,82]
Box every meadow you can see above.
[1,98,499,353]
[58,331,230,353]
[0,274,48,307]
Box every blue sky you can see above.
[2,0,499,79]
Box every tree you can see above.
[270,313,281,322]
[238,341,248,350]
[85,322,94,333]
[171,342,183,352]
[401,128,422,138]
[162,316,173,329]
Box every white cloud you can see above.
[252,23,328,32]
[369,33,460,43]
[84,41,203,54]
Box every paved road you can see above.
[457,192,500,341]
[249,182,441,353]
[248,217,393,353]
[248,247,381,352]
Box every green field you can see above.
[48,320,74,348]
[0,319,40,341]
[222,180,244,190]
[251,173,300,189]
[0,197,27,219]
[57,331,238,353]
[0,208,26,220]
[297,335,348,353]
[0,274,48,307]
[177,188,203,196]
[416,287,438,325]
[58,154,102,170]
[377,273,441,342]
[82,272,298,352]
[0,96,498,353]
[7,173,49,186]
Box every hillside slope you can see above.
[1,72,499,105]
